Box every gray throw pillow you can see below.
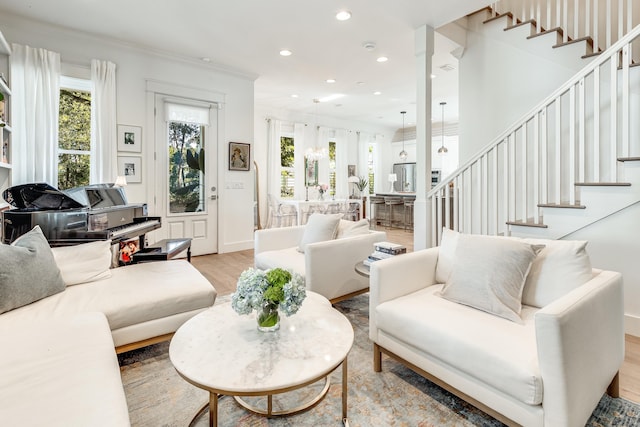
[0,225,65,314]
[439,233,543,323]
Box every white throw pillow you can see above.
[51,240,113,286]
[435,228,460,283]
[336,219,370,239]
[297,213,343,253]
[521,238,592,307]
[439,233,543,323]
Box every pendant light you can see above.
[399,111,408,161]
[437,102,448,154]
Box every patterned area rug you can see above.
[119,294,640,426]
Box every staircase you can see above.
[428,10,640,246]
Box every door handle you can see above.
[210,195,217,200]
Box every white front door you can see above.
[153,94,218,256]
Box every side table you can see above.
[132,238,192,263]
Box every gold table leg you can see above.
[342,356,349,426]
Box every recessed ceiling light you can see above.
[373,91,381,95]
[279,49,292,57]
[430,73,437,79]
[291,94,299,98]
[201,57,211,62]
[336,10,351,21]
[326,78,336,83]
[377,56,388,63]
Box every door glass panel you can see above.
[168,121,205,214]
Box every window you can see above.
[328,140,336,196]
[165,102,208,214]
[58,76,92,190]
[280,136,294,198]
[367,143,375,194]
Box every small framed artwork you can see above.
[229,142,250,171]
[117,125,142,152]
[305,157,318,187]
[117,156,142,183]
[348,164,356,177]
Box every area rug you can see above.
[119,294,640,426]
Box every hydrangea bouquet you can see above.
[231,267,306,331]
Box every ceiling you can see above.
[0,0,491,130]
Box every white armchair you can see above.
[369,234,625,427]
[255,222,386,303]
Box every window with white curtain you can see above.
[57,76,92,190]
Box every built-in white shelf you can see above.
[0,161,12,170]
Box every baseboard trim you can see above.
[625,314,640,337]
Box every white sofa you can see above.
[0,231,216,426]
[255,218,386,303]
[369,232,624,427]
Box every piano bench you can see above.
[132,238,192,263]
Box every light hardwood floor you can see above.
[190,226,640,403]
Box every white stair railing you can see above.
[428,23,640,247]
[490,0,638,54]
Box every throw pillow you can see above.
[439,233,544,323]
[336,219,370,239]
[0,226,65,314]
[521,238,592,307]
[297,213,343,253]
[435,228,460,283]
[51,240,113,286]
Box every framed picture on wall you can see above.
[229,142,250,171]
[305,157,318,187]
[117,125,142,152]
[348,164,356,177]
[117,156,142,183]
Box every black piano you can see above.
[2,183,161,246]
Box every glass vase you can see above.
[257,301,280,332]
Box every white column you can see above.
[414,25,435,250]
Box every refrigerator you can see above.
[392,163,417,192]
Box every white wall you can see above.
[458,13,588,164]
[568,202,640,336]
[0,15,256,253]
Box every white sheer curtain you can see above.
[10,44,60,186]
[373,134,385,193]
[334,129,348,198]
[266,118,282,198]
[90,59,117,184]
[293,123,306,199]
[317,126,331,186]
[358,131,371,184]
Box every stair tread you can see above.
[506,220,548,228]
[553,36,594,50]
[618,157,640,162]
[527,27,563,40]
[505,19,536,31]
[538,203,586,209]
[482,12,513,25]
[575,182,632,186]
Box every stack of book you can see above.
[363,241,407,267]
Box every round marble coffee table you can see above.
[169,292,354,426]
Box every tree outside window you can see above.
[329,141,336,196]
[58,88,91,190]
[168,122,204,213]
[280,136,294,198]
